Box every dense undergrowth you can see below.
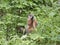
[0,0,60,45]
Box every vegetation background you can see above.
[0,0,60,45]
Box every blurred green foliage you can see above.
[0,0,60,45]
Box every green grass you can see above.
[0,0,60,45]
